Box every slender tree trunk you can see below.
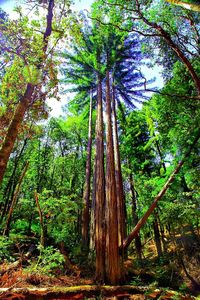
[90,156,96,251]
[37,130,51,193]
[154,134,166,174]
[82,90,93,250]
[153,215,162,258]
[156,212,167,254]
[122,130,200,251]
[95,75,106,283]
[129,170,142,261]
[105,70,121,284]
[0,0,55,186]
[3,161,29,236]
[69,145,79,191]
[34,191,45,247]
[112,83,126,248]
[0,138,28,220]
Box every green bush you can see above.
[0,236,14,262]
[25,245,65,276]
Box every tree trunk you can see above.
[129,169,142,261]
[0,138,28,220]
[34,191,45,247]
[112,83,126,248]
[0,0,55,186]
[90,155,96,251]
[157,212,167,254]
[153,215,162,258]
[154,134,166,174]
[95,75,106,283]
[122,130,200,251]
[82,90,93,250]
[0,85,34,186]
[105,70,121,284]
[69,145,79,191]
[3,161,29,236]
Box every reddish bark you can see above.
[95,75,106,283]
[105,70,121,284]
[112,84,126,248]
[0,85,34,185]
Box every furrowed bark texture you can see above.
[112,84,126,248]
[105,70,121,284]
[95,76,106,283]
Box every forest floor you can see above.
[0,228,200,299]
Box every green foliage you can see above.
[25,245,65,276]
[0,236,14,262]
[39,189,80,244]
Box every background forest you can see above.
[0,0,200,299]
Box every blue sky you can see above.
[0,0,95,16]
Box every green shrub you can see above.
[25,245,65,276]
[0,236,14,262]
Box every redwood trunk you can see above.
[112,83,126,247]
[82,90,93,249]
[123,130,200,251]
[105,70,121,284]
[95,75,106,283]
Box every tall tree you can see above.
[94,73,106,283]
[0,0,67,185]
[82,89,93,250]
[105,68,121,284]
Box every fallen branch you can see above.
[0,244,35,276]
[0,286,195,300]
